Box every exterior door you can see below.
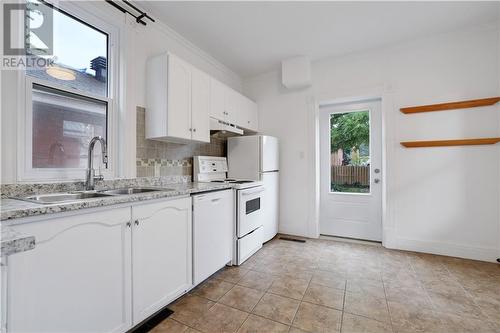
[319,99,382,241]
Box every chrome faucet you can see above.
[85,136,108,190]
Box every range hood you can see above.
[210,118,244,138]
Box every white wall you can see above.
[0,2,242,183]
[244,23,500,262]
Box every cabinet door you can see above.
[7,208,132,333]
[167,54,192,140]
[191,68,211,143]
[210,78,226,120]
[225,87,245,127]
[242,96,259,131]
[132,197,192,324]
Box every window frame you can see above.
[17,0,120,182]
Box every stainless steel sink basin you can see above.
[99,187,173,195]
[18,192,114,204]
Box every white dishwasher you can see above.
[192,189,234,285]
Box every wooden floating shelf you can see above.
[401,138,500,148]
[400,97,500,114]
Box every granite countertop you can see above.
[1,227,36,256]
[1,182,232,222]
[0,180,233,256]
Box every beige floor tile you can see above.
[288,327,310,333]
[170,294,215,326]
[346,278,386,299]
[191,278,235,301]
[388,301,445,333]
[292,301,342,332]
[237,314,289,333]
[311,271,346,290]
[438,313,500,333]
[419,274,467,297]
[344,292,390,323]
[215,266,250,284]
[219,285,264,312]
[427,291,485,319]
[150,318,190,333]
[317,261,349,276]
[302,283,344,310]
[383,284,432,309]
[185,329,203,333]
[238,270,275,291]
[252,293,300,325]
[171,237,500,333]
[471,291,500,324]
[341,313,393,333]
[194,303,249,333]
[268,276,310,300]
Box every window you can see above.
[32,84,107,168]
[330,110,370,193]
[26,0,108,96]
[22,0,116,180]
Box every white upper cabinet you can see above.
[167,54,192,140]
[209,78,227,120]
[191,68,211,142]
[146,53,209,143]
[241,95,259,132]
[147,52,258,141]
[219,85,259,132]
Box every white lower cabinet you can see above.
[131,197,192,324]
[5,196,193,333]
[6,207,133,333]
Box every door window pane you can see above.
[330,110,370,193]
[32,84,107,168]
[26,0,108,97]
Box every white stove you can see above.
[193,156,264,265]
[193,156,262,189]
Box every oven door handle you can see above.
[241,187,265,196]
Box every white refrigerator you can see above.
[227,135,279,242]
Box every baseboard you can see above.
[393,237,499,263]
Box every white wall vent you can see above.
[281,56,312,89]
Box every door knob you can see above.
[135,220,140,226]
[374,178,380,184]
[374,168,380,174]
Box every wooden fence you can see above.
[331,166,369,186]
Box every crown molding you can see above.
[131,2,242,90]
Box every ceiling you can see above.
[142,1,499,78]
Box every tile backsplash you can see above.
[136,107,226,178]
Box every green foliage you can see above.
[330,111,369,152]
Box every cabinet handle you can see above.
[193,128,196,132]
[189,128,192,132]
[126,222,131,228]
[135,220,140,226]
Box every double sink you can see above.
[18,187,175,205]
